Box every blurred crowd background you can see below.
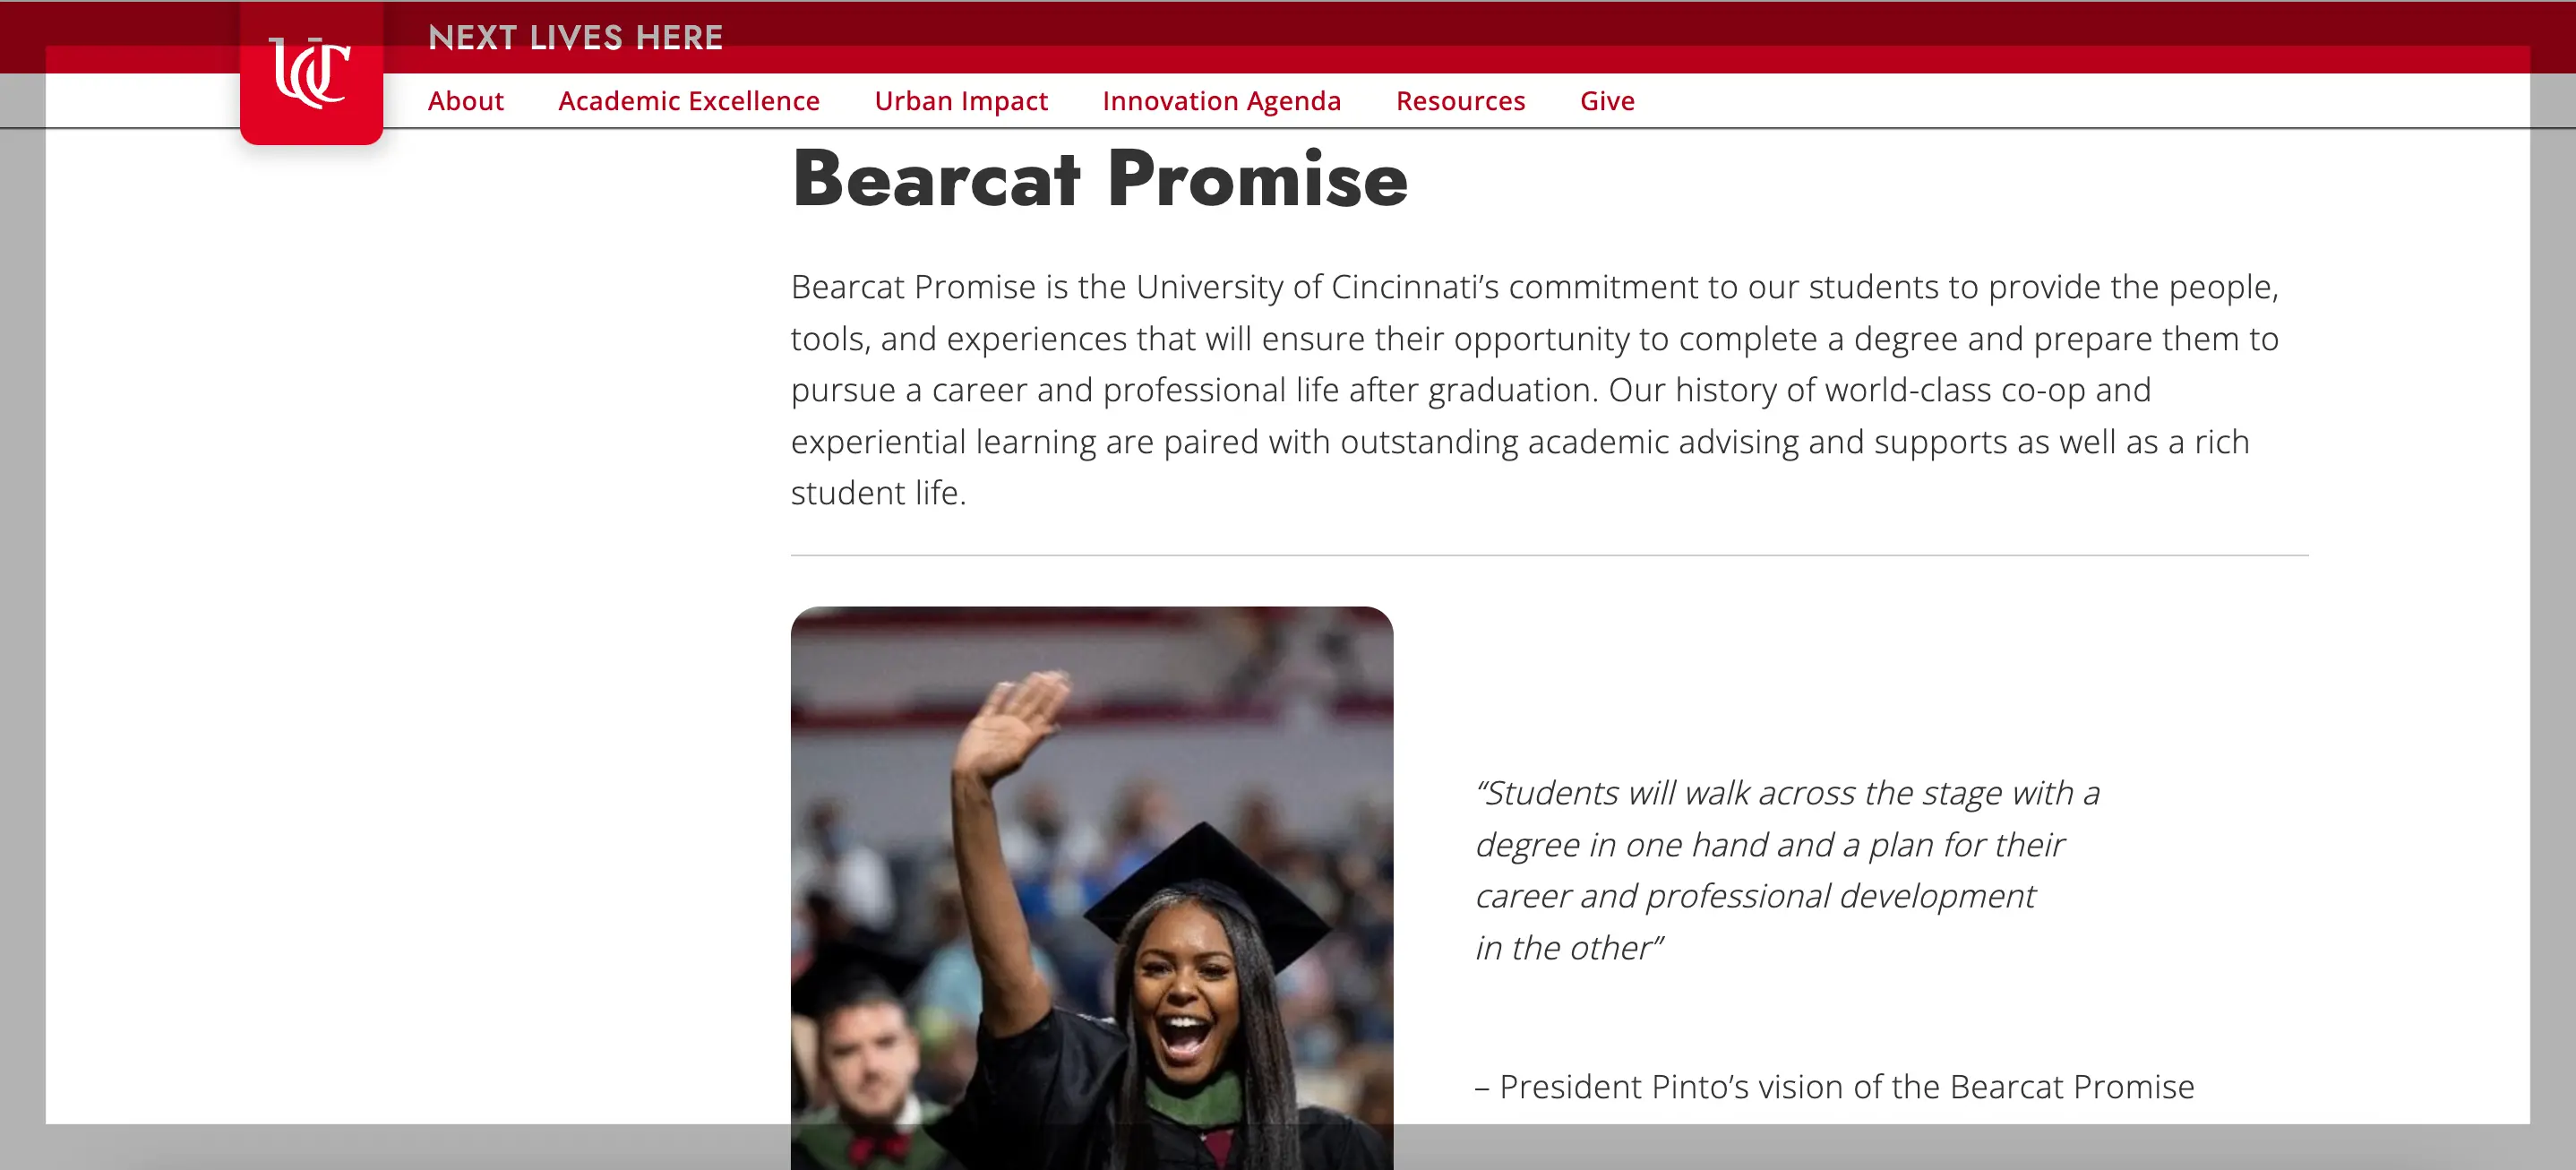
[791,607,1395,1133]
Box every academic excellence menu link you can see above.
[557,89,821,112]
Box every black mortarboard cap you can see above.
[793,937,927,1019]
[1083,822,1331,972]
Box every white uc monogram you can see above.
[269,36,350,110]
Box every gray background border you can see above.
[2,29,2561,1170]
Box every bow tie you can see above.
[848,1130,912,1166]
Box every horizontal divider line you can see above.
[788,552,2314,558]
[13,125,2576,132]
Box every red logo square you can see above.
[239,3,383,145]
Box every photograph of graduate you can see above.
[791,608,1395,1170]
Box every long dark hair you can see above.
[1108,882,1299,1170]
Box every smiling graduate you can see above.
[928,671,1389,1170]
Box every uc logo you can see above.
[269,37,351,110]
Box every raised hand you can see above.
[951,671,1070,789]
[946,670,1069,1037]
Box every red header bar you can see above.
[4,2,2561,73]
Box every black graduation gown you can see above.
[927,1008,1390,1170]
